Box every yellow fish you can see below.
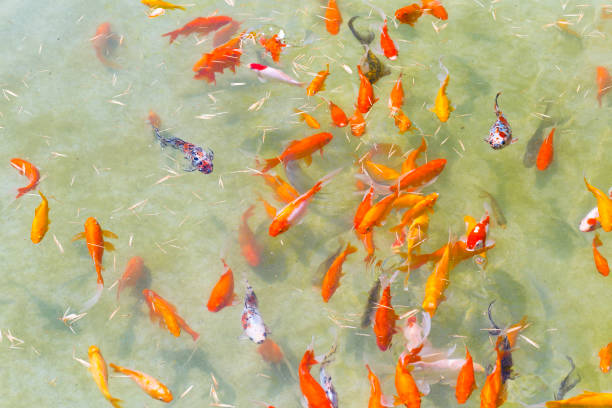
[141,0,185,10]
[429,74,453,122]
[88,346,122,408]
[31,191,50,244]
[546,391,612,407]
[422,239,451,317]
[585,177,612,232]
[363,160,400,185]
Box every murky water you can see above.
[1,0,612,407]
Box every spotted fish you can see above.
[485,92,517,150]
[241,280,269,344]
[153,126,214,174]
[347,16,390,84]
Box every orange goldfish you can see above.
[261,132,333,172]
[325,0,342,35]
[299,347,334,408]
[422,241,451,317]
[257,338,285,364]
[391,192,438,233]
[207,259,237,312]
[92,23,121,69]
[593,234,609,276]
[349,108,366,137]
[584,177,612,232]
[429,73,453,122]
[394,355,421,408]
[193,33,243,83]
[162,16,232,44]
[296,109,322,129]
[321,243,357,302]
[392,193,427,210]
[142,0,184,10]
[10,158,40,198]
[356,191,399,235]
[380,19,398,60]
[421,0,448,20]
[269,169,340,236]
[480,347,506,408]
[30,191,50,244]
[390,159,447,193]
[389,73,404,112]
[402,137,427,173]
[393,110,413,133]
[366,364,389,408]
[599,342,612,373]
[88,346,122,408]
[395,4,423,26]
[357,65,378,113]
[373,274,399,351]
[354,187,375,231]
[325,99,349,127]
[363,160,401,185]
[546,391,612,407]
[73,217,117,287]
[456,347,477,404]
[213,19,241,47]
[239,205,262,267]
[536,127,555,171]
[307,64,330,96]
[260,34,286,63]
[596,66,611,107]
[109,363,173,403]
[257,172,300,203]
[142,289,199,341]
[116,256,146,300]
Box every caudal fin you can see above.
[161,30,179,44]
[109,396,123,408]
[261,157,281,172]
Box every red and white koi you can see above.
[579,186,612,232]
[250,63,303,86]
[461,212,492,251]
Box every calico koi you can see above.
[152,124,214,173]
[485,92,517,149]
[241,280,269,343]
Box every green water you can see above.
[1,0,612,406]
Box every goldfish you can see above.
[599,342,612,373]
[462,212,490,251]
[584,177,612,232]
[72,217,117,287]
[593,234,610,276]
[456,347,476,404]
[536,127,555,171]
[393,110,413,133]
[349,109,366,137]
[269,169,340,236]
[366,364,390,408]
[389,73,404,112]
[241,280,269,343]
[373,274,399,351]
[480,347,506,408]
[307,64,330,96]
[257,172,300,204]
[546,391,612,408]
[354,186,375,245]
[207,260,237,312]
[92,23,120,69]
[580,186,612,232]
[299,346,334,408]
[325,99,349,127]
[142,0,184,10]
[10,158,40,198]
[88,346,122,408]
[250,63,303,86]
[380,19,398,60]
[30,191,50,244]
[212,19,241,47]
[396,214,430,275]
[429,61,453,122]
[194,35,243,84]
[363,160,400,185]
[260,34,286,63]
[486,92,517,149]
[325,0,342,35]
[257,338,285,364]
[391,193,438,233]
[357,65,378,113]
[390,159,447,193]
[421,0,448,20]
[163,16,232,43]
[422,241,451,317]
[116,256,146,300]
[152,119,214,173]
[261,132,333,172]
[239,205,262,267]
[321,243,357,302]
[395,4,423,26]
[392,193,428,210]
[596,66,611,107]
[296,109,321,129]
[356,191,399,235]
[395,355,421,408]
[143,289,200,341]
[402,137,427,173]
[109,363,173,402]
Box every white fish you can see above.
[579,187,612,232]
[241,280,269,344]
[249,63,303,87]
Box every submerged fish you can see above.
[152,122,214,174]
[348,16,390,84]
[553,356,580,401]
[241,280,269,344]
[485,92,517,150]
[478,189,507,229]
[10,158,40,198]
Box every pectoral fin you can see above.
[72,232,86,241]
[103,230,118,239]
[303,154,312,166]
[104,241,116,251]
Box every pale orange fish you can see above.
[109,363,173,402]
[143,289,199,341]
[307,64,330,96]
[73,217,117,287]
[88,345,122,408]
[401,137,427,173]
[296,109,321,129]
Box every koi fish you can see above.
[162,16,232,43]
[356,191,399,235]
[395,355,421,408]
[456,347,476,404]
[142,0,184,10]
[593,234,610,276]
[207,260,237,312]
[536,127,555,171]
[579,187,612,232]
[357,65,378,113]
[31,191,50,244]
[212,19,241,47]
[596,66,611,107]
[321,243,357,302]
[553,356,580,401]
[73,217,117,287]
[390,159,447,193]
[380,19,398,60]
[394,110,413,133]
[422,241,451,317]
[260,34,286,63]
[486,301,527,384]
[599,342,612,373]
[142,289,199,341]
[324,98,349,127]
[10,158,40,198]
[389,73,404,112]
[194,35,243,83]
[296,109,321,129]
[325,0,342,35]
[429,59,453,122]
[268,169,340,236]
[421,0,448,20]
[239,205,262,267]
[92,23,120,69]
[366,364,391,408]
[88,346,122,408]
[241,280,269,343]
[461,212,491,251]
[480,346,506,408]
[395,4,423,26]
[485,92,517,149]
[116,256,146,300]
[299,346,334,408]
[261,132,333,172]
[257,338,285,364]
[349,108,366,137]
[109,363,173,402]
[546,391,612,407]
[250,63,303,86]
[152,124,214,173]
[307,64,330,96]
[584,177,612,232]
[373,273,399,351]
[402,137,427,173]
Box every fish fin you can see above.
[103,230,118,239]
[109,396,123,408]
[231,293,240,306]
[72,232,86,241]
[594,234,603,247]
[104,241,116,251]
[511,138,519,144]
[303,154,312,166]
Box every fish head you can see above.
[485,131,509,150]
[246,321,268,344]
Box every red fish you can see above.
[162,16,233,44]
[257,338,285,364]
[325,0,342,35]
[536,127,554,171]
[394,354,421,408]
[239,205,262,267]
[212,19,241,47]
[207,259,237,312]
[260,132,333,172]
[596,66,612,107]
[116,256,146,300]
[260,34,286,63]
[72,217,117,287]
[321,243,357,302]
[464,213,490,251]
[421,0,448,20]
[593,233,610,277]
[143,289,199,341]
[193,34,243,83]
[299,347,334,408]
[373,275,398,351]
[10,158,40,198]
[349,108,366,137]
[390,159,447,192]
[325,99,349,127]
[389,73,404,112]
[357,65,378,113]
[456,347,477,404]
[92,23,121,69]
[366,364,390,408]
[395,4,423,26]
[380,19,398,60]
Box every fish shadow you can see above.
[250,224,290,282]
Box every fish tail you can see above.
[261,157,281,172]
[243,204,256,221]
[16,187,27,198]
[348,16,374,45]
[161,30,179,44]
[346,243,358,254]
[494,92,502,114]
[108,396,123,408]
[594,233,603,247]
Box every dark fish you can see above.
[554,356,581,401]
[478,188,507,229]
[348,16,375,45]
[360,271,381,328]
[486,300,514,384]
[523,102,553,168]
[347,16,389,84]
